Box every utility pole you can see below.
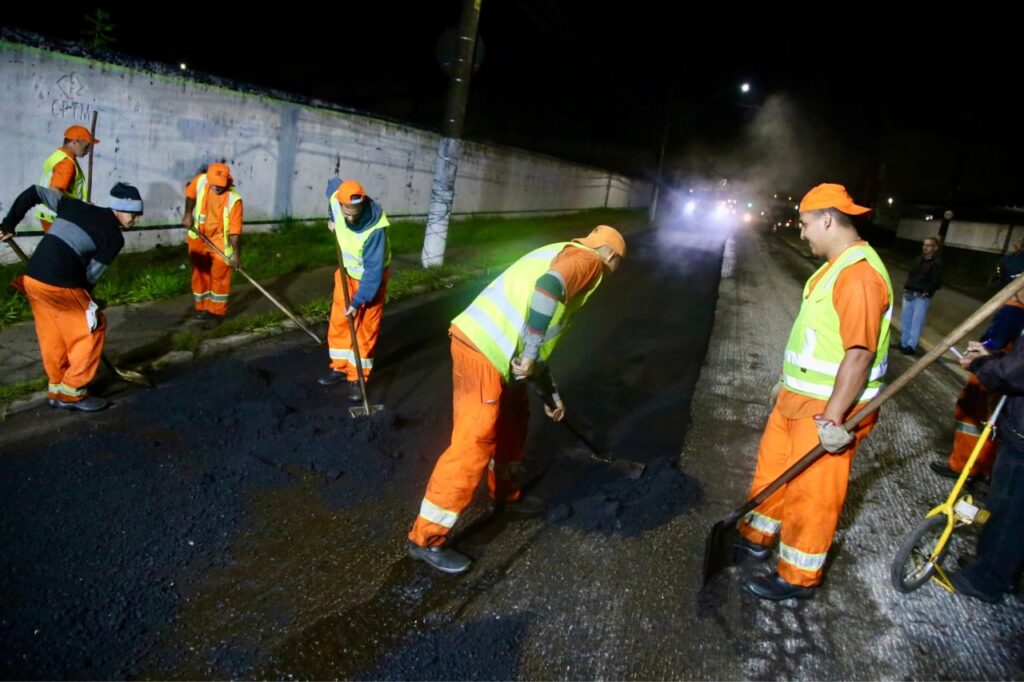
[421,0,482,267]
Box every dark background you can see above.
[4,3,1021,205]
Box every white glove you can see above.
[814,415,854,454]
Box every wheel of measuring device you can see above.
[891,515,949,593]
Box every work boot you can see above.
[744,572,816,601]
[734,536,772,561]
[407,541,472,574]
[901,345,917,356]
[48,395,110,412]
[929,461,965,480]
[193,310,210,321]
[348,381,363,403]
[495,494,546,518]
[318,370,347,386]
[949,570,1002,604]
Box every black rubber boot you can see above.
[734,536,772,561]
[744,572,815,601]
[48,395,110,412]
[407,541,472,574]
[348,381,363,403]
[318,370,347,386]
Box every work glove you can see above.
[814,415,854,454]
[769,376,783,405]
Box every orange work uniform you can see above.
[410,246,603,548]
[185,174,242,317]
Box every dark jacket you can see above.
[1,186,124,290]
[972,340,1024,448]
[903,255,942,296]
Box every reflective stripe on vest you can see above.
[329,195,391,279]
[781,244,893,403]
[35,149,86,222]
[189,174,242,258]
[452,242,602,381]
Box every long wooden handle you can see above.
[87,110,97,203]
[334,240,371,413]
[192,230,322,344]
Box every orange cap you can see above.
[206,163,232,188]
[65,124,99,144]
[336,179,367,205]
[575,225,626,258]
[799,183,871,215]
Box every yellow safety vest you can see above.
[35,149,86,222]
[189,173,242,258]
[781,243,893,402]
[453,242,602,381]
[329,195,391,279]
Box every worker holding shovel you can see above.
[736,184,893,600]
[182,162,243,324]
[407,225,626,574]
[317,179,392,404]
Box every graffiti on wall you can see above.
[50,73,93,121]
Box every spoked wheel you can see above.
[891,515,950,593]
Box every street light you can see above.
[649,82,754,222]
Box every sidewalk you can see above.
[680,228,1021,679]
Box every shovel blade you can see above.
[102,355,155,389]
[609,458,646,480]
[349,403,385,419]
[116,368,155,389]
[702,517,739,587]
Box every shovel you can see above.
[191,230,323,345]
[5,237,154,389]
[702,270,1024,587]
[527,380,645,479]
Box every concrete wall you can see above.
[898,219,1023,255]
[0,38,649,263]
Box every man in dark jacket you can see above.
[898,236,942,355]
[1,183,143,411]
[948,337,1024,603]
[997,239,1024,287]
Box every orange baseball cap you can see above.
[575,225,626,258]
[206,163,232,188]
[799,183,871,215]
[336,179,367,205]
[65,125,99,144]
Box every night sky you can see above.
[3,4,1021,206]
